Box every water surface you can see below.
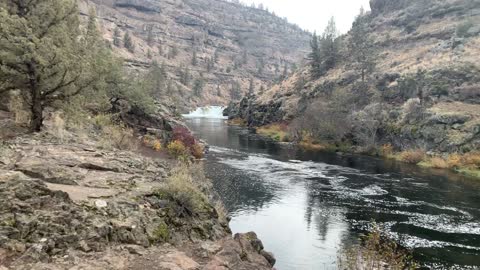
[185,116,480,270]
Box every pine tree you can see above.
[193,77,204,97]
[348,9,376,82]
[308,32,322,79]
[230,81,241,100]
[0,0,106,131]
[124,32,135,53]
[319,17,340,72]
[145,61,167,98]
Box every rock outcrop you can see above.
[0,133,275,269]
[79,0,310,108]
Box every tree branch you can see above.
[41,71,78,98]
[38,3,77,39]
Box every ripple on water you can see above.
[209,146,480,268]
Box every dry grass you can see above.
[398,149,426,164]
[298,134,326,151]
[93,114,137,151]
[227,118,246,126]
[155,164,210,213]
[8,92,30,126]
[379,144,394,157]
[418,152,480,179]
[256,123,291,142]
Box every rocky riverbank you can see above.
[0,131,275,269]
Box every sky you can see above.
[241,0,372,34]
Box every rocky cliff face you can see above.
[225,0,480,153]
[79,0,310,109]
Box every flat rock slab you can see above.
[46,183,119,202]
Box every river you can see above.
[184,107,480,270]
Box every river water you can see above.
[184,109,480,270]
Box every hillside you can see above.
[225,0,480,156]
[79,0,310,109]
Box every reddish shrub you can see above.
[172,126,196,148]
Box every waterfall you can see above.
[182,106,228,119]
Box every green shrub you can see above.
[338,224,416,269]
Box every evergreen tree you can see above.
[308,32,322,79]
[259,85,266,93]
[0,0,107,131]
[207,57,214,72]
[214,49,220,63]
[168,46,179,59]
[281,64,288,81]
[193,76,204,97]
[113,27,122,47]
[124,32,135,53]
[348,9,376,82]
[145,61,167,98]
[319,17,340,72]
[179,66,191,86]
[192,51,197,66]
[230,81,241,100]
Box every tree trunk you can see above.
[27,62,43,132]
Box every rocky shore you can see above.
[0,132,275,269]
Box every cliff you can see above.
[78,0,310,109]
[225,0,480,154]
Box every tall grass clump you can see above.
[399,149,426,164]
[338,226,416,270]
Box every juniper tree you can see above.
[113,27,122,47]
[192,50,197,66]
[0,1,105,131]
[123,31,135,53]
[193,76,204,97]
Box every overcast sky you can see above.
[241,0,371,34]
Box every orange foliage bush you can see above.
[191,143,205,159]
[399,149,425,164]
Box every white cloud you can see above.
[241,0,371,34]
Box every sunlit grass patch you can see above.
[256,123,291,142]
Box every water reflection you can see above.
[186,118,480,270]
